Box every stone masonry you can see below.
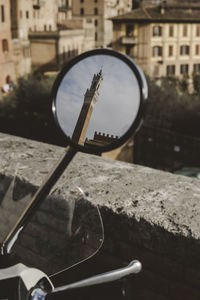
[0,132,200,299]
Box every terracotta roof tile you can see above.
[112,5,200,22]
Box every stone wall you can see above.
[0,133,200,300]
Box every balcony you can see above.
[121,36,137,45]
[33,4,40,9]
[33,0,45,9]
[58,5,71,12]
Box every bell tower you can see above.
[72,69,103,145]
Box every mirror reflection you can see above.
[54,54,141,147]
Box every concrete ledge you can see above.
[0,133,200,299]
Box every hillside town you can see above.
[1,0,200,93]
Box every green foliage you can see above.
[145,76,200,137]
[178,76,188,92]
[0,73,67,146]
[1,72,200,146]
[193,74,200,93]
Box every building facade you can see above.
[29,28,91,72]
[112,3,200,79]
[0,0,95,79]
[10,0,62,75]
[72,0,132,47]
[10,0,58,39]
[0,0,15,89]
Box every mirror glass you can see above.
[53,54,142,148]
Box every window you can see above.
[95,32,98,41]
[80,0,84,2]
[26,11,29,19]
[196,25,200,37]
[94,7,98,15]
[196,45,200,55]
[63,46,66,61]
[152,26,162,37]
[23,46,30,57]
[44,24,47,31]
[167,65,175,76]
[152,46,162,56]
[183,25,187,37]
[168,45,173,56]
[125,45,133,56]
[20,10,23,18]
[180,64,189,75]
[68,47,71,58]
[86,18,92,23]
[94,19,98,26]
[169,25,174,37]
[80,8,84,15]
[1,5,5,22]
[126,24,134,37]
[94,0,98,2]
[49,25,52,31]
[180,45,189,55]
[194,63,200,73]
[2,39,8,52]
[154,65,159,77]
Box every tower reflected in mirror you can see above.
[72,69,103,145]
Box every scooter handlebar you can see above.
[30,260,142,300]
[54,259,141,293]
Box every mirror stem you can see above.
[1,146,77,255]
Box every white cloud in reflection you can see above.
[56,54,141,141]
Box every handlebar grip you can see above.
[52,260,142,293]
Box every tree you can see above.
[144,76,200,137]
[0,74,67,146]
[193,74,200,94]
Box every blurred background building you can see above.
[112,2,200,80]
[72,0,132,47]
[0,0,16,88]
[0,0,133,87]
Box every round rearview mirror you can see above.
[52,48,147,153]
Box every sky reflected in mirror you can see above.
[55,54,141,146]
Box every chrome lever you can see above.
[52,260,141,293]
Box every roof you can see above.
[111,4,200,23]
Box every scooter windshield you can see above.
[0,166,104,276]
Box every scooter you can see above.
[0,48,148,300]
